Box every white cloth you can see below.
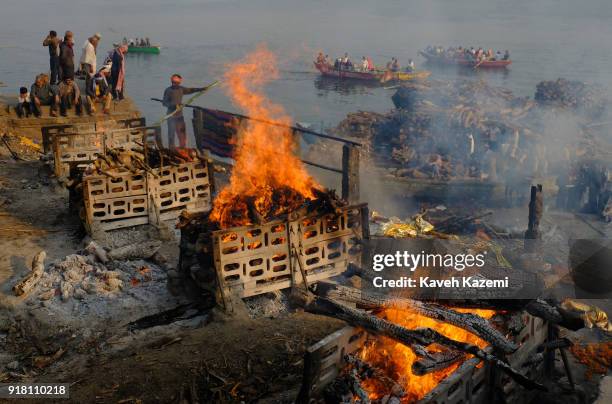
[80,40,97,74]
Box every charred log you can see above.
[412,350,466,376]
[305,296,546,391]
[312,281,518,354]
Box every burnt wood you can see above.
[305,296,546,391]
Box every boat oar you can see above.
[473,59,485,70]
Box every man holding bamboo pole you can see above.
[161,74,207,149]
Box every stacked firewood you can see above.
[83,147,209,178]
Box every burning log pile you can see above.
[535,78,608,118]
[178,46,368,310]
[300,280,609,403]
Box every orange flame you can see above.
[361,307,495,402]
[210,45,320,228]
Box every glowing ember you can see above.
[360,307,495,402]
[210,45,320,228]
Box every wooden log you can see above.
[344,354,406,397]
[305,296,546,391]
[13,251,46,296]
[412,350,466,375]
[85,240,109,264]
[342,144,360,204]
[108,240,162,261]
[313,281,518,354]
[432,297,588,331]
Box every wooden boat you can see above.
[127,45,161,54]
[419,50,511,69]
[314,62,430,83]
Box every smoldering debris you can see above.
[535,78,608,118]
[327,78,610,183]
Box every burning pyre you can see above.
[359,306,495,402]
[210,46,321,228]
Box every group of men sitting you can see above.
[426,45,510,62]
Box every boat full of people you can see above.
[117,37,161,54]
[314,52,431,83]
[419,46,511,69]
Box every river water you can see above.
[1,0,611,140]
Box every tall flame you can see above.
[361,307,495,402]
[210,45,320,228]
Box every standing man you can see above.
[162,74,205,149]
[80,33,101,98]
[110,45,127,100]
[43,31,61,84]
[59,31,75,81]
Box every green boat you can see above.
[127,45,161,54]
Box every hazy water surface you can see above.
[1,0,612,142]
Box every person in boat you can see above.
[15,87,31,118]
[58,74,84,117]
[390,58,400,72]
[59,31,75,81]
[503,50,510,60]
[30,73,59,117]
[145,37,151,47]
[162,74,206,149]
[405,59,415,72]
[43,30,61,85]
[361,56,368,72]
[334,57,342,70]
[342,53,353,70]
[366,56,375,71]
[316,52,325,64]
[140,38,146,47]
[110,45,128,100]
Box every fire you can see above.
[360,306,495,402]
[210,45,320,228]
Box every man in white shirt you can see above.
[80,33,100,74]
[80,33,101,97]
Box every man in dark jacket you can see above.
[110,45,127,100]
[162,74,204,148]
[59,31,75,81]
[43,31,61,84]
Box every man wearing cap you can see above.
[161,74,205,148]
[80,33,101,99]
